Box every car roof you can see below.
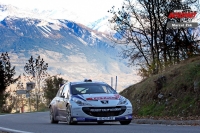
[69,79,107,85]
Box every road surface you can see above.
[0,112,200,133]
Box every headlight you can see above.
[72,97,92,106]
[118,96,128,105]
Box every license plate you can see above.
[97,117,115,120]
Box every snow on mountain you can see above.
[87,16,111,33]
[0,3,113,33]
[0,4,83,23]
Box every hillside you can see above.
[121,56,200,119]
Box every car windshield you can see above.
[70,83,117,95]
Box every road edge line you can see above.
[0,126,34,133]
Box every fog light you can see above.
[73,118,77,121]
[125,116,129,119]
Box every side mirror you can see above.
[60,95,65,98]
[60,94,65,98]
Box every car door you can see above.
[56,85,65,116]
[59,83,70,117]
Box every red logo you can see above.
[168,11,197,19]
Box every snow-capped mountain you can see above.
[0,4,110,32]
[0,4,141,91]
[0,4,80,22]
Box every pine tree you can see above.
[0,52,19,113]
[43,76,66,105]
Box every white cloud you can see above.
[0,0,124,23]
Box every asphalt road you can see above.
[0,112,200,133]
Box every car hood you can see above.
[72,94,122,106]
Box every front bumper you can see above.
[70,104,133,122]
[71,114,132,122]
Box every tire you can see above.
[50,107,58,124]
[97,122,104,125]
[66,105,77,125]
[120,120,131,125]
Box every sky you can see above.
[0,0,124,24]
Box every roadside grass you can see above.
[138,102,165,116]
[121,56,200,118]
[0,113,7,115]
[0,104,49,115]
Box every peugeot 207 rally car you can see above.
[49,79,133,125]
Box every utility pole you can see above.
[29,95,31,112]
[115,76,117,91]
[111,77,113,88]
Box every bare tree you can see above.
[108,0,200,78]
[24,55,49,111]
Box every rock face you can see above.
[0,5,141,91]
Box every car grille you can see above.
[82,106,126,117]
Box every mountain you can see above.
[0,4,141,91]
[0,4,81,22]
[0,3,108,32]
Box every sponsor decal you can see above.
[86,94,120,100]
[90,108,121,112]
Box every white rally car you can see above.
[49,79,133,125]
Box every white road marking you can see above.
[0,127,33,133]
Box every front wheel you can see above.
[50,107,58,124]
[120,120,131,125]
[66,105,77,125]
